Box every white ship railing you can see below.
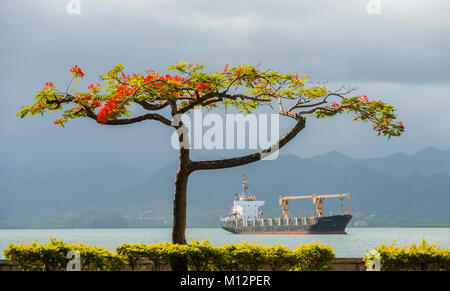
[221,216,324,227]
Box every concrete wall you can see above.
[0,258,365,271]
[0,260,19,271]
[330,258,365,271]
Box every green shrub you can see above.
[231,241,267,271]
[163,242,189,270]
[142,242,171,271]
[185,237,218,271]
[4,236,125,271]
[208,241,331,271]
[116,243,148,271]
[213,243,240,271]
[76,243,125,271]
[4,240,67,271]
[292,242,335,271]
[5,237,336,271]
[264,244,294,271]
[116,242,174,271]
[364,238,450,271]
[3,241,40,271]
[9,236,450,271]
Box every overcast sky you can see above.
[1,0,450,178]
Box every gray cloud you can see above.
[1,0,449,175]
[1,0,449,83]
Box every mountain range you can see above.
[0,146,449,228]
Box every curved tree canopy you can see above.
[17,62,404,140]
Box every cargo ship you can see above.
[220,174,352,234]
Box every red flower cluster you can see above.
[97,97,118,124]
[91,100,102,107]
[331,102,342,109]
[143,73,187,93]
[53,118,66,126]
[324,102,342,110]
[359,95,369,103]
[88,83,101,90]
[143,71,213,99]
[43,82,54,90]
[161,74,185,83]
[115,84,132,98]
[70,65,85,78]
[373,117,393,130]
[96,84,131,124]
[194,82,211,93]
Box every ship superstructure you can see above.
[229,174,265,220]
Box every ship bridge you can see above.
[230,174,264,220]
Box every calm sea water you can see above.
[0,227,449,258]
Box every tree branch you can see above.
[47,93,173,126]
[136,100,170,111]
[190,114,305,171]
[178,92,272,114]
[95,112,173,126]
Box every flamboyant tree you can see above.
[18,62,404,266]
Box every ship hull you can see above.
[221,215,352,234]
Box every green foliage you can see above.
[76,243,125,271]
[3,238,335,271]
[4,236,125,271]
[291,242,336,271]
[230,241,267,271]
[164,243,189,269]
[113,239,334,271]
[185,237,218,271]
[115,243,146,271]
[3,239,69,271]
[116,242,178,271]
[264,244,294,271]
[363,238,450,271]
[8,238,448,271]
[312,95,404,138]
[143,242,172,271]
[213,243,241,271]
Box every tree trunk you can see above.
[172,162,189,245]
[170,115,191,270]
[170,159,190,271]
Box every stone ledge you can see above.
[330,258,365,271]
[0,258,366,271]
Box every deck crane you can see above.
[279,193,351,219]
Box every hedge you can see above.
[292,243,336,271]
[115,239,335,271]
[7,237,449,271]
[363,238,450,271]
[4,237,125,271]
[4,237,335,271]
